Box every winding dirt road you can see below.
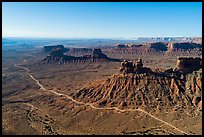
[18,64,190,135]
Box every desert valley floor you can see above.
[2,41,202,135]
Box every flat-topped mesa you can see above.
[174,56,202,73]
[115,43,143,48]
[50,48,64,58]
[127,44,143,48]
[114,43,126,48]
[68,48,92,56]
[43,48,66,64]
[172,42,202,49]
[120,58,152,74]
[92,49,109,60]
[43,48,112,64]
[43,45,64,53]
[92,48,102,54]
[43,45,69,53]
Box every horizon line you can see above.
[3,36,202,39]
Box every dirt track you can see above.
[17,63,190,135]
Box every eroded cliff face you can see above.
[107,42,202,58]
[114,42,202,51]
[170,42,202,50]
[73,71,202,112]
[119,59,152,74]
[92,49,109,60]
[73,59,202,113]
[185,69,202,110]
[174,57,202,73]
[67,48,92,56]
[43,48,112,64]
[43,45,69,53]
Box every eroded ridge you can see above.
[17,64,191,135]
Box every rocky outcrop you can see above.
[164,68,174,73]
[127,44,143,48]
[67,48,92,56]
[149,42,167,51]
[73,57,202,112]
[114,42,200,51]
[134,58,152,73]
[174,56,202,73]
[167,42,202,51]
[119,60,135,74]
[43,45,69,53]
[73,69,202,112]
[50,48,64,57]
[185,69,202,110]
[192,38,202,45]
[43,48,67,64]
[114,43,127,48]
[197,100,202,111]
[92,49,108,59]
[115,43,145,48]
[119,58,152,74]
[107,42,202,59]
[170,42,202,50]
[43,48,114,64]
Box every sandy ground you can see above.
[2,48,202,135]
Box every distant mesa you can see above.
[68,48,92,55]
[114,42,169,53]
[114,42,202,52]
[92,48,109,59]
[134,37,202,44]
[192,37,202,44]
[114,43,127,48]
[43,45,69,53]
[167,42,202,50]
[50,48,64,57]
[149,42,167,51]
[43,47,119,64]
[115,43,144,48]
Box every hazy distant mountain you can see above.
[132,37,202,43]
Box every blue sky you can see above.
[2,2,202,38]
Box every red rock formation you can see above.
[67,48,92,56]
[43,48,112,64]
[114,43,127,48]
[43,45,69,53]
[127,44,143,48]
[174,56,202,73]
[73,58,202,112]
[171,42,202,50]
[119,60,135,74]
[92,49,108,59]
[164,68,173,73]
[197,100,202,111]
[50,48,64,58]
[149,42,167,51]
[192,38,202,44]
[106,42,202,60]
[185,70,202,110]
[119,58,152,74]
